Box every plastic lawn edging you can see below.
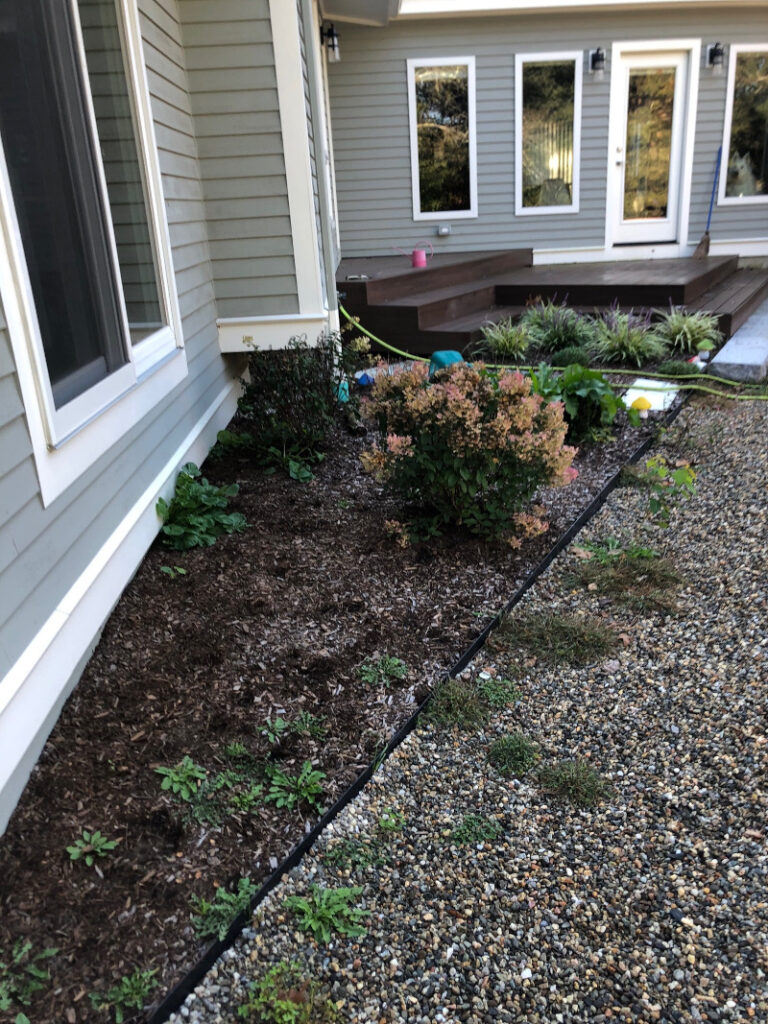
[149,397,685,1024]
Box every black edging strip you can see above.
[150,399,684,1023]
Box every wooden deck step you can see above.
[686,268,768,337]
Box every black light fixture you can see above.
[320,23,340,63]
[708,41,725,74]
[589,47,606,79]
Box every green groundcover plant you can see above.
[156,463,248,549]
[362,362,577,543]
[527,362,635,444]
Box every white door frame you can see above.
[605,39,700,252]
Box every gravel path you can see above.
[168,397,768,1024]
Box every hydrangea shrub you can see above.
[361,362,577,543]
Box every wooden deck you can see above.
[337,251,768,355]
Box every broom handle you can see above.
[705,146,722,233]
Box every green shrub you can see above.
[652,307,722,355]
[520,299,597,354]
[527,363,634,444]
[593,307,668,367]
[551,345,593,367]
[488,733,540,778]
[156,463,247,549]
[479,317,529,360]
[361,362,576,543]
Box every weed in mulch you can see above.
[284,885,369,943]
[488,733,540,778]
[567,545,682,613]
[492,610,617,666]
[450,813,502,846]
[424,677,489,730]
[537,759,613,807]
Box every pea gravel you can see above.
[168,398,768,1024]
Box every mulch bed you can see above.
[0,413,655,1024]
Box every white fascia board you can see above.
[218,313,332,352]
[397,0,762,16]
[0,377,240,835]
[270,0,325,318]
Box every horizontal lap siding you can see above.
[179,0,299,319]
[0,0,228,674]
[328,7,768,256]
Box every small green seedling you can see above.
[237,961,338,1023]
[574,538,659,564]
[377,808,406,833]
[155,755,207,801]
[66,829,120,867]
[291,712,327,740]
[191,877,258,942]
[0,941,57,1018]
[450,813,502,846]
[644,455,696,527]
[323,838,383,872]
[488,733,540,778]
[265,761,326,812]
[357,655,408,688]
[159,565,187,579]
[89,969,157,1024]
[262,717,290,745]
[477,676,521,709]
[284,885,369,943]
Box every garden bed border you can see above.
[150,399,683,1023]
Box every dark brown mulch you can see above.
[0,415,653,1024]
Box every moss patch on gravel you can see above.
[566,551,682,613]
[537,759,613,807]
[488,733,540,778]
[425,678,489,730]
[492,610,617,666]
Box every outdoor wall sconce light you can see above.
[321,23,340,63]
[707,42,725,75]
[589,48,606,79]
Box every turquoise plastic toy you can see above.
[428,350,464,377]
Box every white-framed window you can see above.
[515,51,582,216]
[719,44,768,205]
[407,56,478,220]
[0,0,185,505]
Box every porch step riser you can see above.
[363,250,532,303]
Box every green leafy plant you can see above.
[450,813,502,846]
[210,428,256,459]
[377,808,406,833]
[592,306,668,367]
[89,968,157,1024]
[425,677,489,731]
[551,345,593,367]
[156,463,247,549]
[357,655,408,688]
[191,877,259,942]
[262,717,290,745]
[155,755,207,801]
[227,783,265,814]
[520,298,597,354]
[0,941,57,1018]
[652,307,721,355]
[643,455,697,527]
[284,885,368,943]
[488,733,540,778]
[265,761,326,812]
[66,829,119,867]
[574,538,659,564]
[159,564,187,580]
[362,362,576,543]
[238,961,338,1023]
[323,838,383,871]
[493,610,616,666]
[291,712,327,740]
[479,316,529,360]
[477,675,521,709]
[537,759,613,807]
[528,362,633,444]
[222,741,261,770]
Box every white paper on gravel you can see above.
[623,378,679,411]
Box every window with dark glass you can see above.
[0,0,164,409]
[725,50,768,199]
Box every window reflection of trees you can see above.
[522,60,575,208]
[415,65,470,212]
[623,68,675,219]
[726,53,768,198]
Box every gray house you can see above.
[1,0,766,832]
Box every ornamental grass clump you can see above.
[652,307,722,355]
[593,306,668,367]
[361,362,577,544]
[520,298,597,354]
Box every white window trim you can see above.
[514,50,582,217]
[0,0,186,507]
[719,43,768,207]
[407,55,478,221]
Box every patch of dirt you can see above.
[0,414,655,1024]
